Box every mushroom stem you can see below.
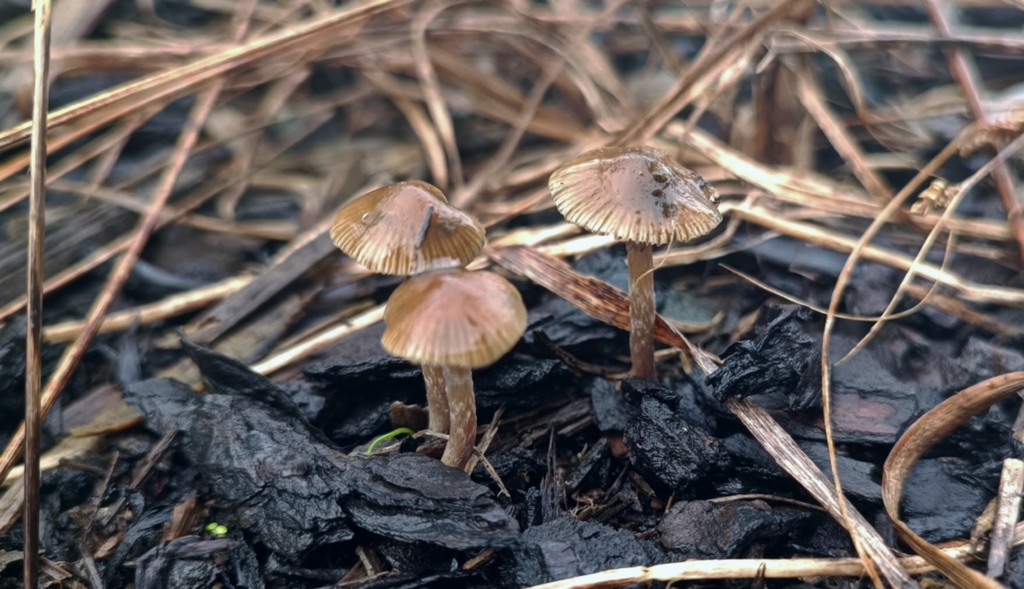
[626,240,656,379]
[440,365,476,470]
[422,365,450,433]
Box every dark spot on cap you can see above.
[697,178,709,190]
[652,173,668,184]
[652,189,663,198]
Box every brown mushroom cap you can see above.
[382,269,527,369]
[330,180,486,275]
[548,146,722,245]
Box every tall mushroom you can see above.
[381,268,527,470]
[330,180,486,433]
[548,146,722,379]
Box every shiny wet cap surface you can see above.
[382,269,527,368]
[330,180,486,275]
[548,146,722,245]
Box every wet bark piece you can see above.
[707,305,821,409]
[134,537,251,589]
[623,382,728,494]
[123,342,517,561]
[499,518,665,587]
[657,500,810,559]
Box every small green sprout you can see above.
[366,428,416,456]
[205,522,229,538]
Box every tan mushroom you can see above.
[330,180,485,276]
[548,146,721,379]
[381,268,527,470]
[330,180,486,434]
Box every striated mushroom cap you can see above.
[548,146,722,245]
[382,269,527,369]
[330,180,486,275]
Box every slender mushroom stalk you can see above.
[440,366,474,469]
[626,241,656,379]
[329,180,486,433]
[381,269,527,471]
[548,146,722,379]
[422,365,449,433]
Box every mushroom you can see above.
[330,180,486,433]
[330,180,485,276]
[547,146,722,379]
[381,268,527,470]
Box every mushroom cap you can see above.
[330,180,486,275]
[548,146,723,245]
[382,269,527,369]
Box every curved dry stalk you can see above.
[882,372,1024,589]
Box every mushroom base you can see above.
[422,365,450,433]
[440,365,476,471]
[626,241,657,379]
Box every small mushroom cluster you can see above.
[330,147,721,471]
[331,181,526,470]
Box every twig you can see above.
[23,1,51,586]
[987,458,1024,578]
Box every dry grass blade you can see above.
[722,200,1024,307]
[0,0,411,154]
[488,245,717,375]
[925,0,1024,262]
[840,129,1024,363]
[792,58,892,203]
[882,372,1024,589]
[411,0,463,191]
[726,398,917,588]
[614,0,809,145]
[251,304,387,376]
[520,526,1024,589]
[23,0,51,586]
[41,276,252,343]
